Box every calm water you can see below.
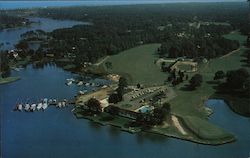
[0,17,88,51]
[1,1,249,157]
[0,65,250,158]
[0,0,244,10]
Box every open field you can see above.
[183,116,234,140]
[96,44,168,86]
[0,76,20,85]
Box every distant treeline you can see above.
[0,13,30,30]
[31,3,247,63]
[1,2,248,72]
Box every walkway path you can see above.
[171,115,187,135]
[94,56,110,66]
[220,48,241,59]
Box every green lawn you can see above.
[83,31,247,144]
[170,31,248,118]
[183,116,234,140]
[99,44,168,85]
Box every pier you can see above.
[14,98,76,112]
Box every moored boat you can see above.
[62,101,66,107]
[42,103,48,110]
[18,104,23,111]
[30,104,37,111]
[57,102,62,108]
[66,81,73,86]
[24,104,30,111]
[37,103,43,110]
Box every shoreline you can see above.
[0,76,20,85]
[73,108,236,146]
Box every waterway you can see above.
[0,17,88,51]
[0,1,249,157]
[0,0,244,10]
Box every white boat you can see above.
[77,81,83,86]
[85,83,90,86]
[18,104,23,111]
[79,90,85,95]
[66,78,75,82]
[30,104,37,111]
[14,68,20,71]
[62,101,66,107]
[57,102,62,108]
[24,104,30,111]
[42,103,48,110]
[43,98,48,104]
[48,99,53,104]
[37,103,43,110]
[66,81,73,86]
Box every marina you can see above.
[1,50,250,158]
[1,1,250,157]
[65,78,105,87]
[14,98,75,112]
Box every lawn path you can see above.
[220,48,241,59]
[171,115,187,135]
[94,56,110,66]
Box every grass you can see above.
[80,31,247,145]
[0,76,20,85]
[182,116,234,140]
[169,31,248,118]
[74,109,140,133]
[98,43,168,86]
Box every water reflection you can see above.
[108,126,121,139]
[136,132,167,145]
[88,121,102,132]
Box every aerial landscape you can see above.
[0,0,250,158]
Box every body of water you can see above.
[0,1,249,157]
[0,1,244,10]
[0,65,250,158]
[0,17,88,51]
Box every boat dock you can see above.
[13,98,76,112]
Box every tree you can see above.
[15,40,28,51]
[246,50,250,63]
[189,74,203,90]
[247,35,250,47]
[118,77,128,88]
[226,68,249,89]
[214,70,225,80]
[137,83,141,89]
[105,61,113,69]
[86,98,101,114]
[243,79,250,97]
[151,108,166,125]
[108,93,122,104]
[162,102,171,115]
[105,106,119,115]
